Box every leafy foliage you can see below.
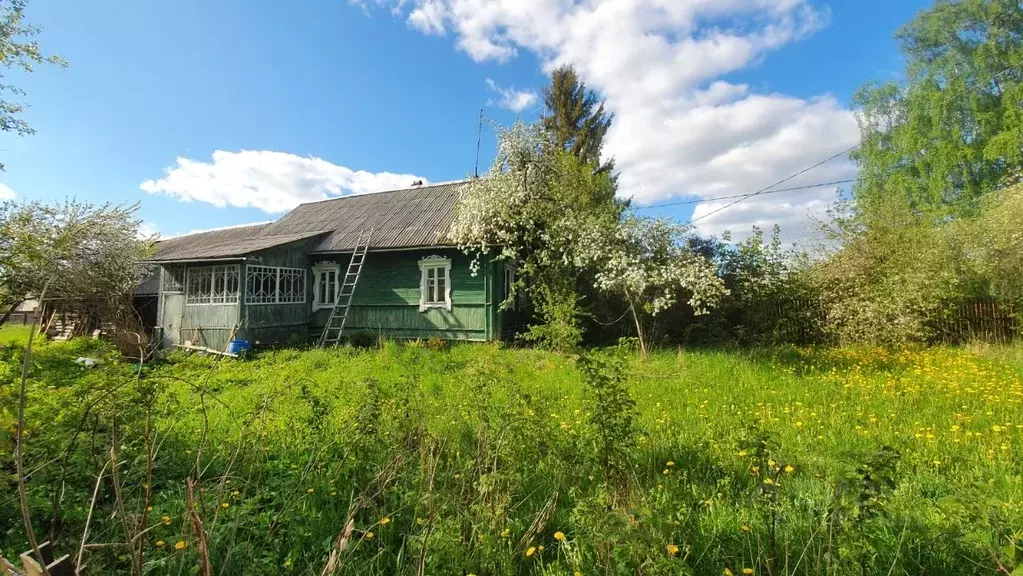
[852,0,1023,217]
[0,199,154,325]
[452,123,725,351]
[1,335,1021,574]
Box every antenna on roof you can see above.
[474,108,483,178]
[411,179,424,187]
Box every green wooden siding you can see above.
[311,249,495,341]
[156,245,506,348]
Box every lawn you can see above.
[1,329,1021,575]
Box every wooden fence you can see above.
[937,299,1018,344]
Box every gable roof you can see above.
[260,181,465,253]
[150,181,466,262]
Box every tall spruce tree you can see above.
[542,65,616,176]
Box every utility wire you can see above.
[688,145,860,225]
[634,179,856,210]
[675,58,1023,226]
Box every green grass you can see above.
[1,331,1021,575]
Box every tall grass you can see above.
[0,330,1020,574]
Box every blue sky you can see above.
[1,0,931,240]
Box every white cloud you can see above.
[141,150,428,214]
[138,221,160,239]
[359,0,860,241]
[485,78,539,113]
[0,183,16,200]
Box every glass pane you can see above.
[436,275,446,303]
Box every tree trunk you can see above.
[625,291,647,358]
[0,299,25,328]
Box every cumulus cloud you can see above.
[0,183,16,200]
[141,150,428,214]
[358,0,860,241]
[485,78,538,113]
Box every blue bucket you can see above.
[226,339,251,355]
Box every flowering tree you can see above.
[575,215,727,355]
[451,122,620,349]
[452,122,726,352]
[0,199,154,328]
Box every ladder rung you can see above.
[318,229,372,348]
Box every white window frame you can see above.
[418,255,452,312]
[245,265,307,306]
[502,262,517,311]
[185,265,240,306]
[312,261,341,311]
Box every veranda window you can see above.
[185,265,240,305]
[245,265,307,305]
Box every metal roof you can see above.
[149,181,466,262]
[150,223,326,262]
[260,181,465,252]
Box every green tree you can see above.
[0,0,66,168]
[541,65,616,178]
[452,123,724,352]
[0,199,154,327]
[852,0,1023,217]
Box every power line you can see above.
[634,179,856,210]
[679,58,1023,226]
[688,144,860,225]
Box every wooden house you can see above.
[149,182,519,349]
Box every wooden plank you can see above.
[173,344,239,358]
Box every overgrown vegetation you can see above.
[2,332,1021,574]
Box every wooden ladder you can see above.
[317,229,372,348]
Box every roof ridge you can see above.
[294,179,470,208]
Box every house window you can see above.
[502,263,516,311]
[418,256,451,311]
[245,265,307,305]
[312,261,340,310]
[186,265,240,305]
[162,266,184,293]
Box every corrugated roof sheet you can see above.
[150,223,325,262]
[260,181,465,252]
[149,181,466,261]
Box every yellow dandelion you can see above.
[723,569,734,576]
[538,545,544,551]
[174,541,186,550]
[364,531,375,541]
[155,540,165,548]
[667,544,680,557]
[284,560,292,568]
[306,488,314,494]
[525,546,536,557]
[575,572,582,576]
[743,569,754,575]
[663,469,670,475]
[740,524,750,533]
[783,465,794,474]
[500,528,510,538]
[162,515,171,525]
[220,502,230,509]
[380,517,391,526]
[763,478,774,485]
[666,461,675,467]
[554,531,565,541]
